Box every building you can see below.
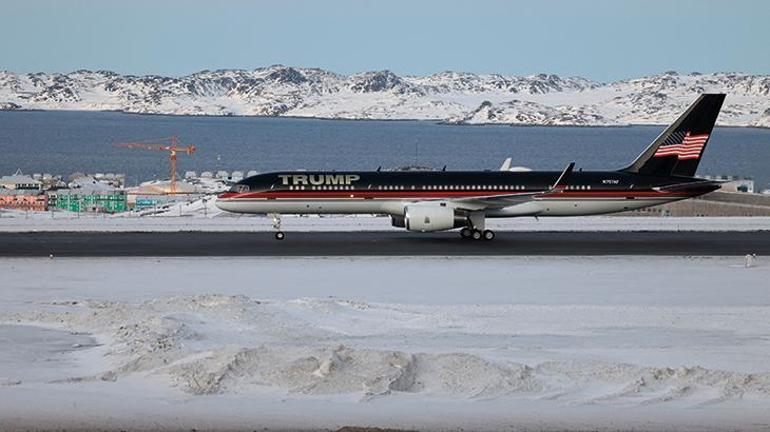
[623,191,770,217]
[0,169,42,191]
[68,174,125,189]
[42,173,128,213]
[700,175,754,193]
[50,190,127,213]
[0,189,47,211]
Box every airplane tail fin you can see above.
[621,94,725,177]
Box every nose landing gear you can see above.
[270,213,285,240]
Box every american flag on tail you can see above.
[653,131,709,160]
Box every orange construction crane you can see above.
[115,136,196,194]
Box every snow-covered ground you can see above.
[1,210,769,232]
[1,256,769,431]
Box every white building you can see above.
[702,175,754,194]
[0,169,42,191]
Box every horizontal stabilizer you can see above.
[653,179,722,192]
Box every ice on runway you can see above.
[1,256,769,431]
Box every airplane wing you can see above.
[448,162,575,210]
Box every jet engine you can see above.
[403,204,465,232]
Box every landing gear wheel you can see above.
[482,230,495,241]
[269,213,284,240]
[460,227,473,239]
[471,229,483,241]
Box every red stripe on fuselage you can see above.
[218,190,697,200]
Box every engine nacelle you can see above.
[404,204,464,232]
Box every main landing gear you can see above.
[270,213,285,240]
[459,227,495,241]
[460,211,494,241]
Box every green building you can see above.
[54,191,127,213]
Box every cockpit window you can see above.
[229,184,250,193]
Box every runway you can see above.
[0,231,768,256]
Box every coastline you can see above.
[0,108,767,129]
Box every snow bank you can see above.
[5,293,770,407]
[1,210,769,232]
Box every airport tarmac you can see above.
[1,231,769,256]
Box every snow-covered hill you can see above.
[1,66,769,127]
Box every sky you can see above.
[1,0,769,82]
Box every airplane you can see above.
[216,94,725,240]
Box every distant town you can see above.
[0,168,240,214]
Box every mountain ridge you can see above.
[1,66,769,127]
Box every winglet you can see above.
[499,157,512,171]
[551,162,575,192]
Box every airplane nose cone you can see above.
[214,194,233,212]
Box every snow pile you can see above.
[4,292,770,407]
[124,195,224,218]
[170,345,541,399]
[0,378,21,386]
[536,360,770,406]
